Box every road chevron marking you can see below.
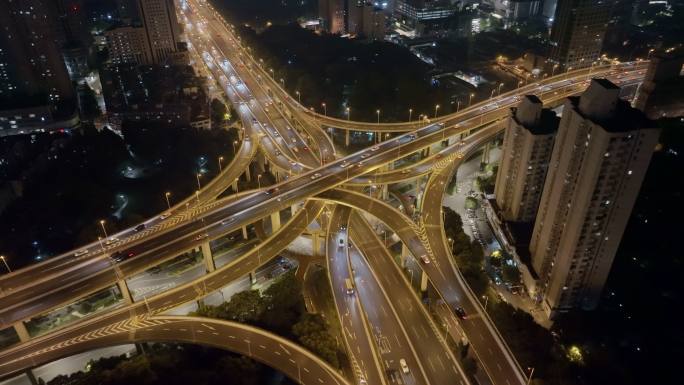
[13,317,177,363]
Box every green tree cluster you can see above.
[193,272,340,368]
[43,344,282,385]
[443,206,488,294]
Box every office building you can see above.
[633,49,684,119]
[486,0,542,23]
[549,0,612,70]
[106,25,152,65]
[542,0,557,21]
[0,0,74,104]
[394,0,457,37]
[138,0,181,63]
[530,79,659,318]
[495,95,559,223]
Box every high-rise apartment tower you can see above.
[495,95,559,223]
[530,79,659,318]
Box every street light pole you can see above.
[257,174,262,189]
[376,109,380,124]
[469,93,475,107]
[434,104,440,118]
[165,192,171,210]
[346,107,350,121]
[99,220,109,240]
[0,256,10,273]
[321,103,327,116]
[296,91,301,104]
[409,108,413,122]
[196,173,202,190]
[457,100,461,112]
[218,156,224,172]
[526,367,535,385]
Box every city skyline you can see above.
[0,1,681,385]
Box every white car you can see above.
[361,153,370,159]
[104,238,119,246]
[160,212,171,220]
[310,172,321,180]
[74,249,89,257]
[340,162,349,168]
[420,254,430,264]
[399,358,409,374]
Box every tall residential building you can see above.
[105,25,153,65]
[138,0,181,63]
[319,0,347,34]
[0,0,74,104]
[495,95,559,223]
[549,0,612,70]
[530,79,659,318]
[633,49,684,119]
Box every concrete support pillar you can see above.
[242,225,249,240]
[232,179,239,192]
[312,232,321,256]
[249,270,257,285]
[400,244,410,268]
[291,204,298,217]
[275,170,280,182]
[423,146,431,157]
[345,129,350,146]
[118,279,133,304]
[13,321,30,342]
[25,369,38,385]
[244,164,252,182]
[270,211,281,232]
[482,142,491,164]
[201,241,215,272]
[381,184,389,201]
[256,152,266,173]
[420,271,429,292]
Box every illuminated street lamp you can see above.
[376,109,380,124]
[434,104,440,118]
[233,140,238,154]
[195,190,200,203]
[468,93,475,107]
[346,107,351,121]
[408,108,413,122]
[99,220,109,240]
[218,156,224,172]
[456,100,461,112]
[257,174,263,189]
[321,102,327,116]
[0,255,10,273]
[295,90,301,104]
[165,192,171,210]
[498,82,504,95]
[196,173,202,190]
[551,63,559,77]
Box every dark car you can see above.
[454,306,467,319]
[134,223,146,232]
[112,250,135,263]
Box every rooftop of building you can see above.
[570,79,655,133]
[512,95,560,135]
